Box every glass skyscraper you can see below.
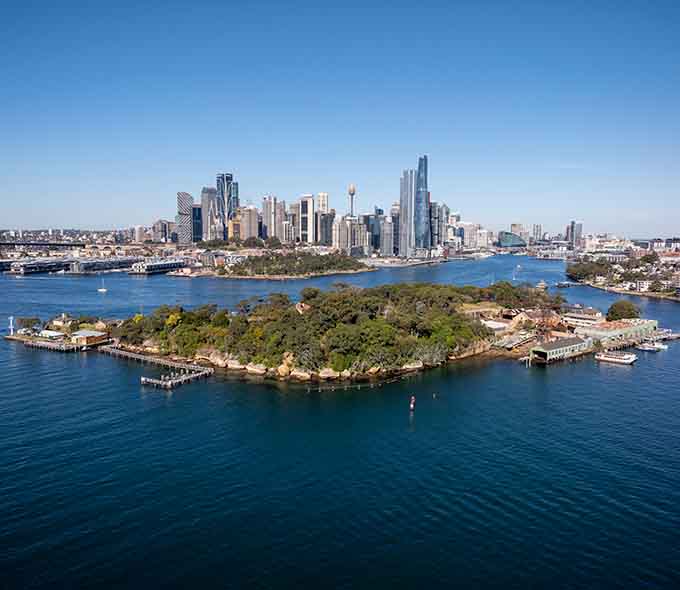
[413,155,430,249]
[399,169,415,257]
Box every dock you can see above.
[23,339,79,352]
[99,345,214,389]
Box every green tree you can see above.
[650,280,664,292]
[606,300,640,321]
[17,317,41,329]
[265,236,282,249]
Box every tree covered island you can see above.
[112,281,564,381]
[221,251,371,279]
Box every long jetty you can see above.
[5,336,79,352]
[99,345,214,389]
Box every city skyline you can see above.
[2,2,680,234]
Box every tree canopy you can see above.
[606,300,640,321]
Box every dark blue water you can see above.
[2,257,680,588]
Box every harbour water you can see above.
[2,256,680,588]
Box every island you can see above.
[219,251,374,280]
[7,281,672,386]
[107,281,564,380]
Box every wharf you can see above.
[99,345,214,389]
[4,335,79,352]
[141,369,212,389]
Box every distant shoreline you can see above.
[581,281,680,303]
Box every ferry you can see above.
[595,351,638,365]
[637,341,668,352]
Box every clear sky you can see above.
[1,0,679,236]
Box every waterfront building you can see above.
[476,228,492,249]
[399,169,415,257]
[192,204,202,242]
[317,192,329,214]
[413,155,430,249]
[299,195,315,243]
[497,231,527,248]
[529,337,592,365]
[575,318,658,343]
[176,192,194,245]
[71,329,108,347]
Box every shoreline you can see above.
[580,280,680,303]
[169,267,376,280]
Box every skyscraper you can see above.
[192,204,202,242]
[200,187,220,241]
[239,205,259,240]
[414,155,430,250]
[379,216,394,257]
[390,203,400,256]
[299,195,315,243]
[317,192,329,214]
[399,169,415,257]
[262,195,276,240]
[176,192,194,245]
[532,224,543,243]
[216,173,239,239]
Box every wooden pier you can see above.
[140,369,212,389]
[7,337,79,352]
[99,345,214,390]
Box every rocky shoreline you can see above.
[112,339,505,384]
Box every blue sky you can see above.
[1,0,679,236]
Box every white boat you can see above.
[97,278,107,293]
[595,351,638,365]
[636,341,666,352]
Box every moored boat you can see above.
[595,351,638,365]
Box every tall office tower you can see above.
[200,187,220,241]
[572,222,583,249]
[477,228,492,249]
[134,225,146,243]
[262,195,277,239]
[438,204,450,246]
[275,200,286,239]
[240,206,259,240]
[399,169,415,257]
[429,202,441,246]
[152,219,170,243]
[282,220,294,244]
[229,182,239,221]
[348,184,356,217]
[510,223,524,236]
[176,191,194,245]
[332,217,351,253]
[215,173,232,239]
[317,192,329,214]
[288,202,300,242]
[414,155,430,250]
[379,216,394,257]
[192,204,202,242]
[532,224,543,243]
[390,203,400,256]
[318,211,335,246]
[299,195,315,243]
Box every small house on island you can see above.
[529,336,592,365]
